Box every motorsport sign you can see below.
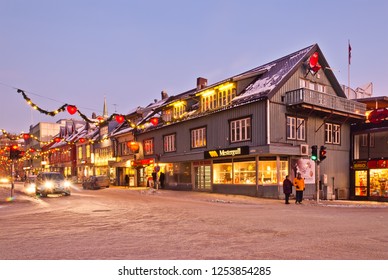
[204,146,249,159]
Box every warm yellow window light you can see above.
[217,82,234,91]
[200,89,215,97]
[173,100,186,107]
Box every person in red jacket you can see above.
[282,175,293,204]
[293,172,305,204]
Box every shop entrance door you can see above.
[194,165,211,191]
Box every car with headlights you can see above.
[82,175,110,190]
[0,176,11,184]
[24,175,37,194]
[35,172,71,197]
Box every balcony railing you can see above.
[284,88,366,117]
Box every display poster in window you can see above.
[291,158,315,184]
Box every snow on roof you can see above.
[233,44,315,103]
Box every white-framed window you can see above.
[361,133,375,147]
[173,102,186,119]
[230,117,251,143]
[287,116,305,140]
[191,127,207,148]
[164,134,176,152]
[144,139,154,155]
[200,84,236,112]
[325,123,341,144]
[201,94,216,111]
[163,109,172,122]
[299,78,326,93]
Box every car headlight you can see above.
[64,181,71,188]
[44,181,54,189]
[0,178,10,183]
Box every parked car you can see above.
[24,175,37,194]
[35,172,71,197]
[82,175,110,190]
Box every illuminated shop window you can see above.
[233,161,256,184]
[355,170,367,196]
[213,162,233,184]
[258,157,288,185]
[370,169,388,197]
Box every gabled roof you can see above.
[232,44,346,103]
[138,43,348,129]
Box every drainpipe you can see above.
[266,99,270,145]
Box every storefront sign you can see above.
[353,161,368,169]
[367,159,388,169]
[204,146,249,159]
[131,159,155,167]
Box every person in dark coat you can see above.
[124,174,129,187]
[159,172,165,189]
[283,175,293,204]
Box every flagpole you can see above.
[348,40,351,99]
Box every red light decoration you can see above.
[97,116,104,122]
[309,52,321,74]
[67,105,78,115]
[29,148,35,153]
[79,138,86,143]
[23,133,30,140]
[115,115,125,123]
[368,108,388,124]
[127,141,139,153]
[150,117,159,126]
[54,137,61,143]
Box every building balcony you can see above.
[284,88,366,120]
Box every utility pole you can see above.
[316,160,320,203]
[10,160,15,198]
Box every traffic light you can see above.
[319,146,327,162]
[311,145,318,161]
[9,145,23,160]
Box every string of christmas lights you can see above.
[16,89,147,128]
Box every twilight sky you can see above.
[1,0,387,133]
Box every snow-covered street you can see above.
[1,184,388,260]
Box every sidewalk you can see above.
[2,185,388,208]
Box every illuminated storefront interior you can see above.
[213,157,288,186]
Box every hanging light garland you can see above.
[16,89,153,128]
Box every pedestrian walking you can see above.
[293,172,305,204]
[283,175,293,204]
[152,171,158,189]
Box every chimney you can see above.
[197,77,208,90]
[161,90,169,100]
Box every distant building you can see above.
[351,96,388,201]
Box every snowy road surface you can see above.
[1,184,388,260]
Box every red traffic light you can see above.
[319,146,327,161]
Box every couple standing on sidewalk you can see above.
[283,172,305,204]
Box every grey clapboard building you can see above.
[132,44,366,199]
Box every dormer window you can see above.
[173,101,186,119]
[198,82,236,113]
[163,109,172,122]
